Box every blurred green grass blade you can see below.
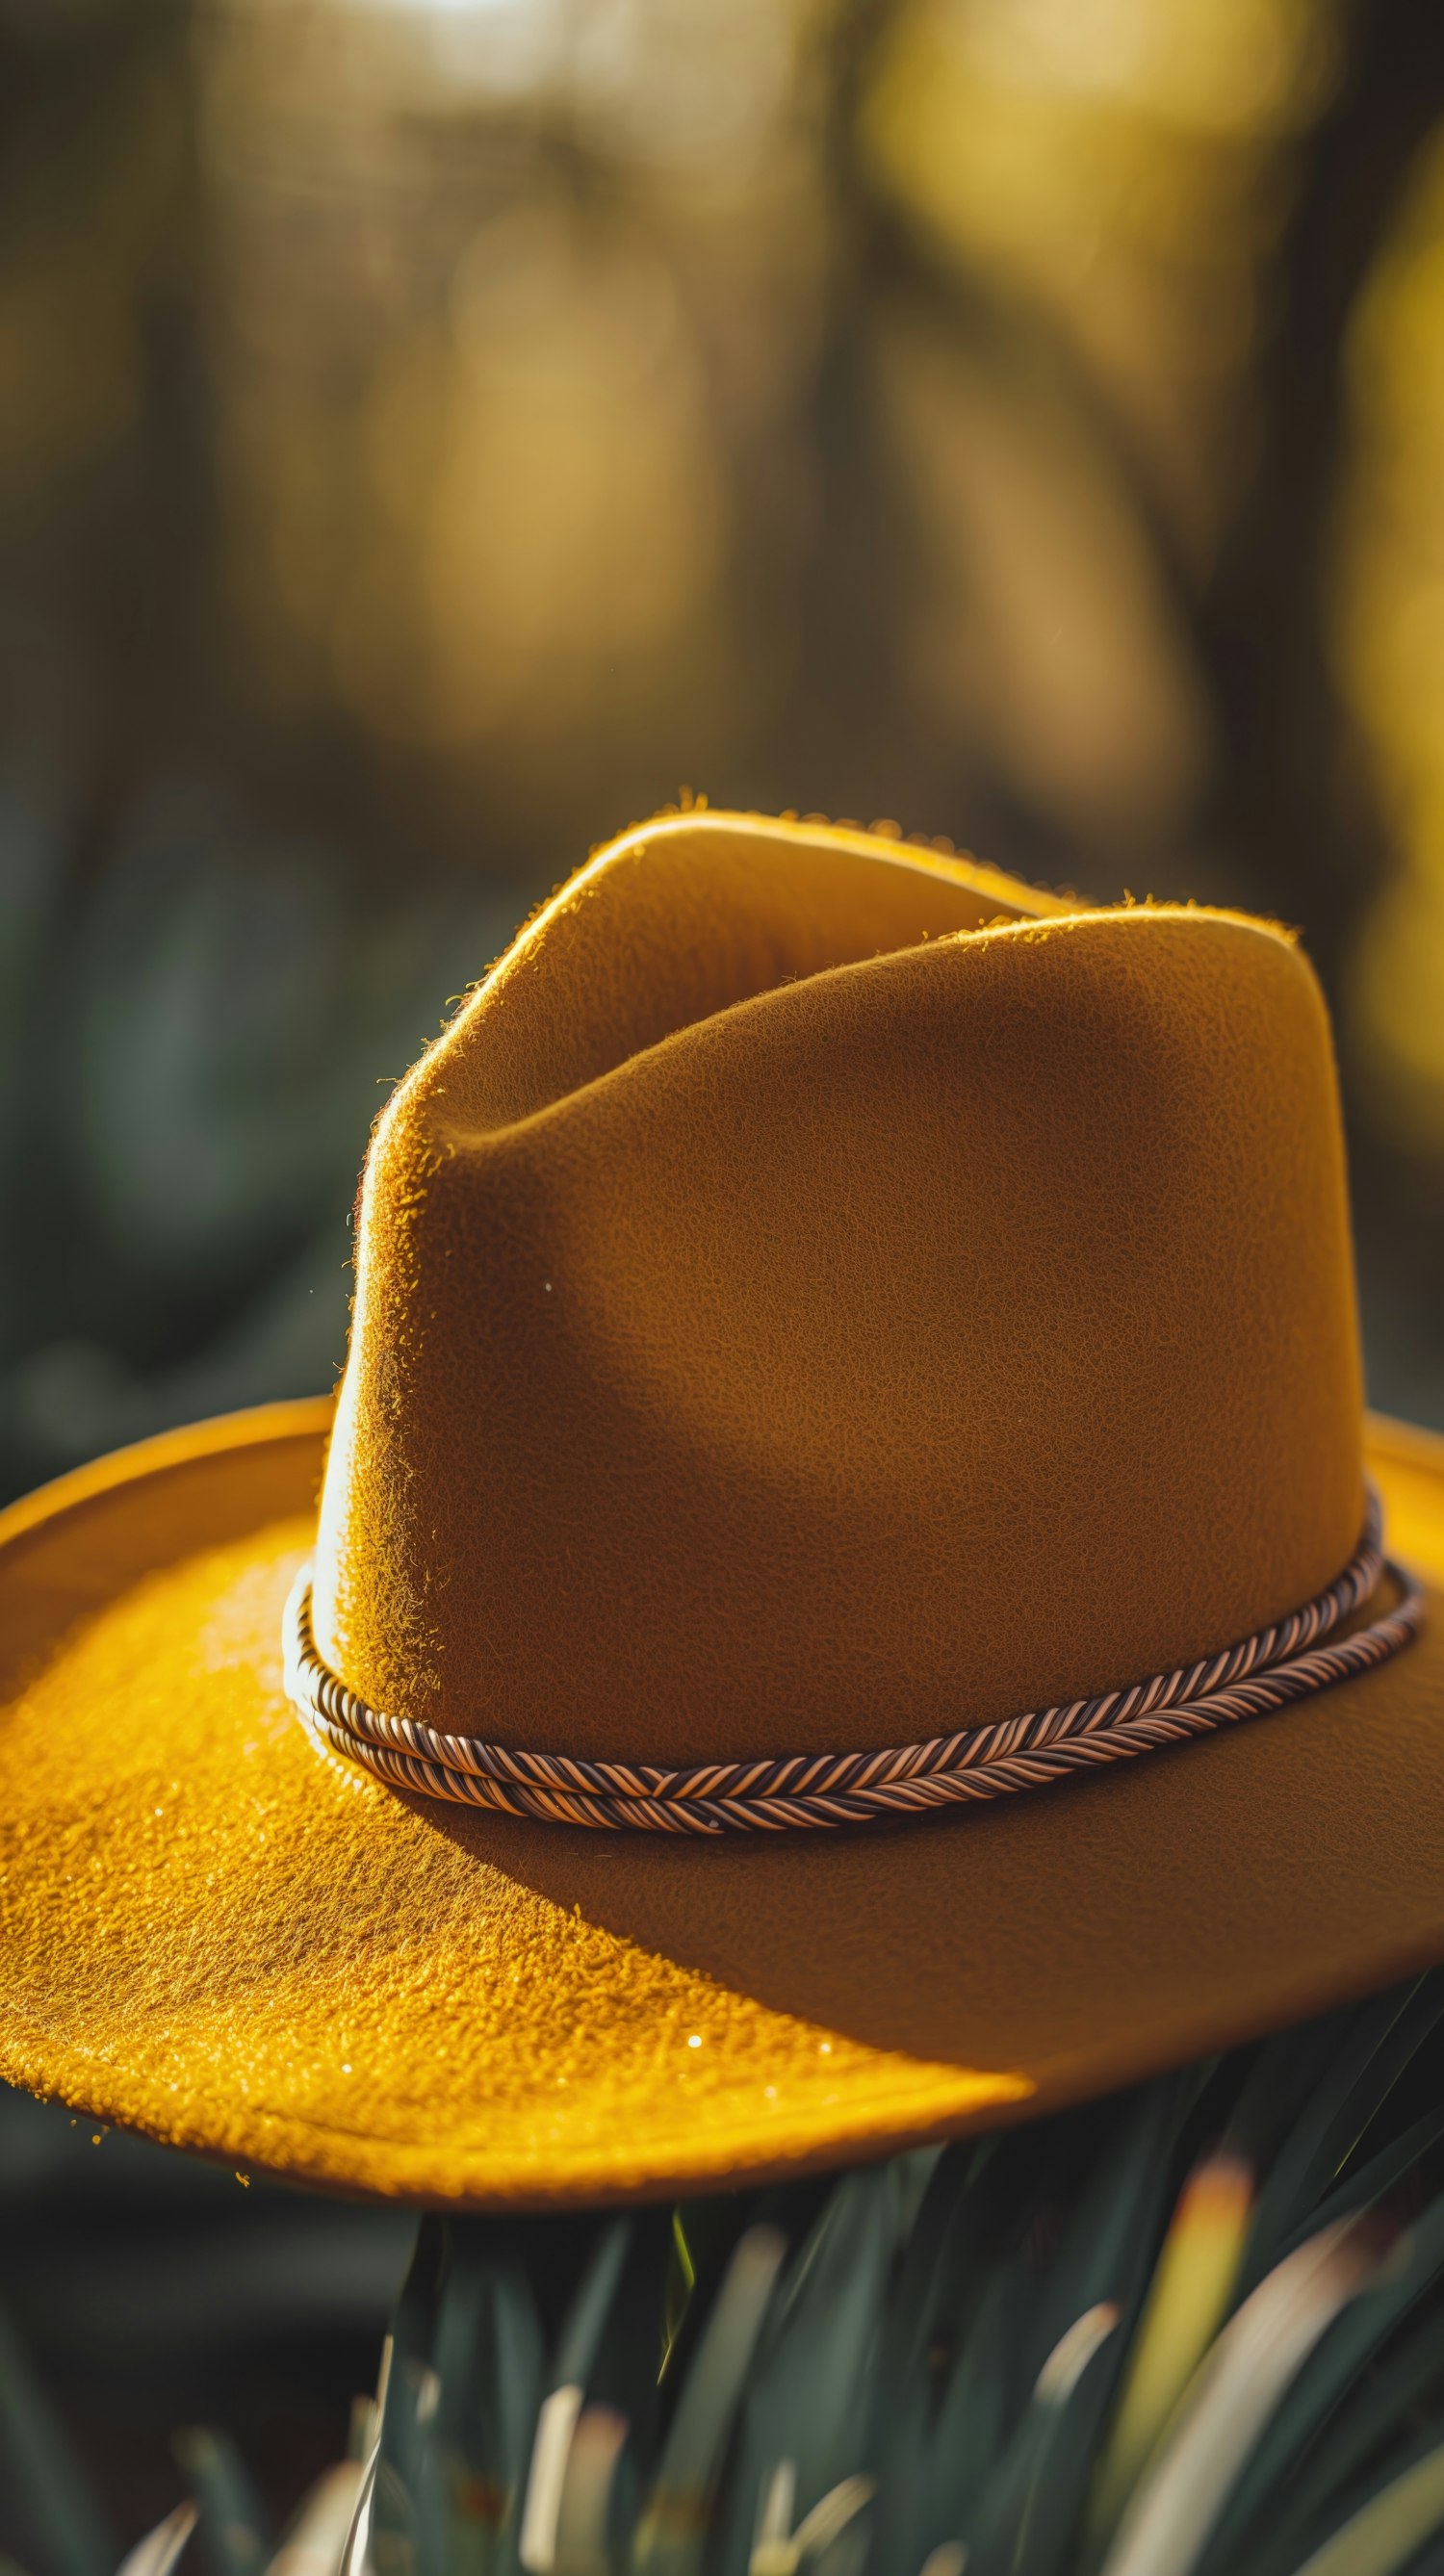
[172,2427,271,2576]
[961,2301,1120,2576]
[1007,2311,1131,2576]
[116,2507,197,2576]
[1024,2073,1200,2398]
[645,2201,765,2421]
[1235,1978,1444,2293]
[1319,1975,1444,2180]
[874,2142,981,2392]
[533,2208,677,2571]
[519,2390,583,2576]
[634,2225,786,2576]
[1274,2105,1444,2260]
[1096,2218,1380,2576]
[580,2216,674,2448]
[0,2302,116,2576]
[1395,2532,1444,2576]
[1225,2428,1444,2576]
[1286,2438,1444,2576]
[978,2071,1204,2576]
[348,2406,379,2468]
[267,2464,368,2576]
[779,2470,873,2565]
[518,2223,638,2576]
[1225,2014,1359,2177]
[658,2213,696,2386]
[339,2455,376,2576]
[867,2133,997,2544]
[553,2226,632,2393]
[421,2241,546,2576]
[748,2471,874,2576]
[714,2171,897,2576]
[1242,2307,1444,2554]
[373,2219,448,2576]
[864,2168,967,2576]
[890,2151,944,2244]
[1089,2151,1253,2543]
[911,2257,1018,2559]
[1199,2191,1444,2566]
[874,2109,1080,2553]
[990,2074,1204,2570]
[552,2407,629,2576]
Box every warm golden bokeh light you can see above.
[196,0,829,811]
[864,0,1340,566]
[1334,124,1444,1150]
[192,0,1351,853]
[873,309,1211,845]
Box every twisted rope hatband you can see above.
[282,1492,1423,1834]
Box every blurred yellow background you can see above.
[2,0,1442,1491]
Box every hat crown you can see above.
[313,813,1364,1765]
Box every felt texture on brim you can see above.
[2,1396,1443,2208]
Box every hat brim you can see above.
[3,1398,1444,2207]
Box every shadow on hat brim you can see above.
[2,1398,1443,2208]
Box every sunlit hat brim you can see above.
[2,1397,1443,2208]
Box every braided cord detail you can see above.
[282,1493,1423,1834]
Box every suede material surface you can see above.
[0,814,1421,2205]
[314,811,1364,1763]
[0,1404,1440,2206]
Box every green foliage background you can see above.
[10,1978,1444,2576]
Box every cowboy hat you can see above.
[2,809,1442,2206]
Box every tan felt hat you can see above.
[2,811,1442,2206]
